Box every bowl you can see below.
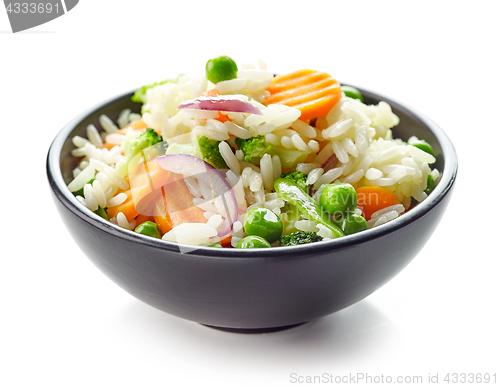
[46,86,458,332]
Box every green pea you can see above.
[412,140,435,157]
[134,221,161,239]
[244,207,283,244]
[341,85,364,102]
[204,242,223,248]
[320,183,358,216]
[205,56,238,84]
[424,174,435,195]
[334,213,368,235]
[236,235,272,249]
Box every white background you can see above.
[1,1,499,386]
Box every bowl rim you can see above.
[47,86,458,258]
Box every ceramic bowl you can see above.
[47,87,458,332]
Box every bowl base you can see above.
[201,322,307,334]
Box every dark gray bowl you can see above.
[46,87,458,332]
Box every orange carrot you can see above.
[129,158,172,215]
[153,174,207,235]
[219,233,232,248]
[265,69,341,121]
[111,120,159,136]
[203,89,220,97]
[214,111,229,123]
[134,214,153,227]
[116,119,149,133]
[356,186,401,220]
[107,189,139,221]
[201,90,230,122]
[102,143,118,151]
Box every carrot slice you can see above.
[107,189,139,221]
[134,214,153,227]
[219,233,232,247]
[112,120,160,136]
[116,119,149,134]
[129,157,172,215]
[203,89,220,97]
[265,69,341,121]
[356,186,401,220]
[153,174,207,235]
[201,90,230,122]
[102,143,119,151]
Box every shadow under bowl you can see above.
[47,86,458,332]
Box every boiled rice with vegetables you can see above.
[67,56,440,248]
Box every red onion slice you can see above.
[322,154,339,172]
[154,154,238,237]
[177,96,262,115]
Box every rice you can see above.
[86,125,103,148]
[297,163,321,175]
[365,168,383,180]
[225,121,252,139]
[306,168,324,185]
[272,155,282,181]
[99,114,119,134]
[105,133,126,146]
[219,141,240,174]
[68,164,96,192]
[308,140,320,153]
[323,118,354,139]
[107,192,127,207]
[72,135,89,148]
[291,134,309,152]
[260,154,274,191]
[314,142,334,164]
[314,167,343,189]
[66,58,442,247]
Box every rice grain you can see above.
[99,114,119,134]
[219,141,240,174]
[260,154,274,191]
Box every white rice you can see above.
[314,167,343,189]
[260,154,274,191]
[306,168,324,185]
[99,114,119,134]
[86,125,103,148]
[107,192,127,207]
[72,135,89,148]
[66,59,441,243]
[272,155,282,181]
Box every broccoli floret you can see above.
[235,135,272,162]
[94,206,110,221]
[115,128,164,177]
[280,231,322,247]
[124,128,163,155]
[196,136,228,169]
[235,136,309,168]
[281,171,309,192]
